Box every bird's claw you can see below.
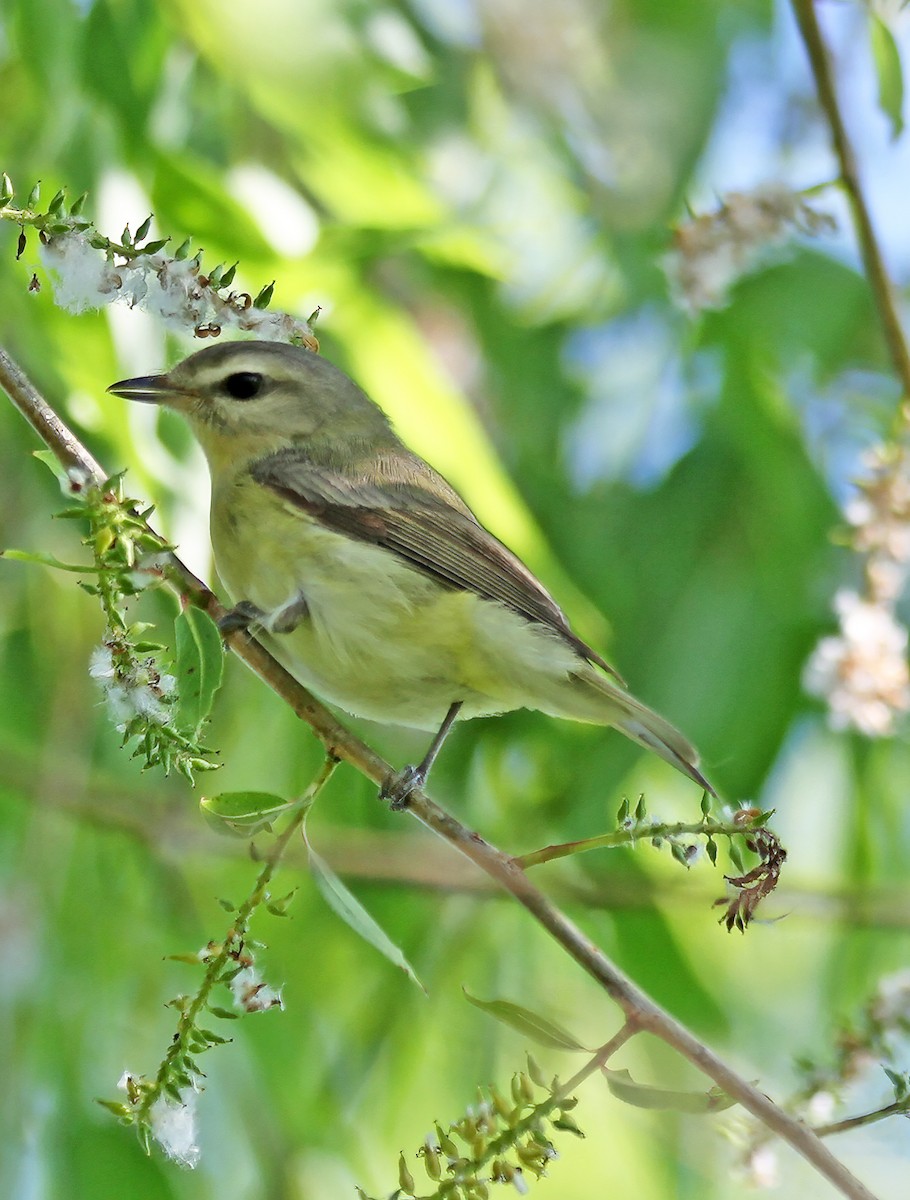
[217,600,265,636]
[380,764,424,810]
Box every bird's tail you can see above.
[608,691,714,794]
[545,667,714,794]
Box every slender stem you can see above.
[791,0,910,396]
[137,755,338,1124]
[517,817,739,868]
[815,1099,910,1139]
[0,348,880,1200]
[559,1022,639,1096]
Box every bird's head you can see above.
[107,340,393,470]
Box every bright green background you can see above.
[1,0,908,1196]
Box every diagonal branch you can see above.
[791,0,910,396]
[0,344,880,1200]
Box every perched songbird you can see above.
[108,341,712,802]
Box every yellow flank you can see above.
[212,471,585,729]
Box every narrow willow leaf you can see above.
[462,990,588,1051]
[870,14,905,140]
[31,448,70,483]
[199,790,291,837]
[302,812,425,991]
[604,1068,736,1113]
[174,607,224,733]
[1,548,98,573]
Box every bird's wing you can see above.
[250,447,620,679]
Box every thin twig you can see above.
[136,755,338,1127]
[518,817,742,868]
[0,346,880,1200]
[815,1099,910,1139]
[791,0,910,396]
[560,1022,639,1096]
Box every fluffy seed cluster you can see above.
[665,184,835,313]
[89,641,175,729]
[40,229,316,345]
[229,965,284,1013]
[118,1071,201,1169]
[804,443,910,737]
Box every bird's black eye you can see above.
[223,371,263,400]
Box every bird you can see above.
[108,340,712,804]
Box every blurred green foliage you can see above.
[2,0,909,1197]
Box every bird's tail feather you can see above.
[555,669,714,794]
[611,698,714,795]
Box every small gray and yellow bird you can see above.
[108,341,711,802]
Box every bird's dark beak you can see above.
[106,373,172,404]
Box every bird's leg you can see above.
[381,701,463,810]
[217,600,266,636]
[269,594,310,634]
[218,594,309,637]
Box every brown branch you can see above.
[791,0,910,397]
[0,344,881,1200]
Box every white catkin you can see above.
[39,229,315,344]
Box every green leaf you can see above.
[462,990,588,1051]
[750,809,776,826]
[870,15,905,140]
[1,548,98,573]
[302,810,425,991]
[604,1068,736,1113]
[174,607,224,734]
[207,1006,239,1020]
[728,841,745,873]
[266,888,298,917]
[95,1098,133,1120]
[199,790,292,837]
[197,1027,228,1045]
[253,280,274,308]
[670,842,691,867]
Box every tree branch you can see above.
[791,0,910,397]
[0,345,880,1200]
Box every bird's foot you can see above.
[380,764,425,811]
[217,600,265,636]
[380,702,463,810]
[269,594,310,634]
